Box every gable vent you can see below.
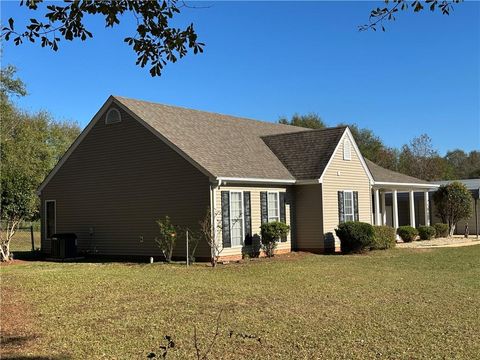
[105,108,121,125]
[343,139,351,160]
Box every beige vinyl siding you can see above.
[293,184,324,251]
[40,106,210,258]
[321,136,372,244]
[214,184,292,257]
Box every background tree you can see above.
[360,0,462,31]
[397,134,449,181]
[1,0,204,77]
[433,182,472,236]
[0,66,80,261]
[278,113,326,129]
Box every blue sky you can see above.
[2,1,479,155]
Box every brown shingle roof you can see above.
[114,96,307,180]
[364,158,431,185]
[262,127,347,180]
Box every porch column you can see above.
[409,190,416,228]
[381,191,386,225]
[392,190,399,230]
[424,191,430,226]
[374,189,381,225]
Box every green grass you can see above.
[9,230,40,252]
[2,246,480,359]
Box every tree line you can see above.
[1,66,80,260]
[279,114,479,181]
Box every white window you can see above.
[344,191,354,222]
[343,139,351,160]
[267,192,280,222]
[45,200,56,239]
[105,108,121,125]
[229,191,244,247]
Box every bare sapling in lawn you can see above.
[155,216,177,262]
[147,308,262,359]
[199,207,223,267]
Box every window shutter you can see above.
[243,191,252,245]
[353,191,359,221]
[221,191,231,248]
[279,192,287,242]
[338,191,345,223]
[260,191,268,224]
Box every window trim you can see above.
[45,200,56,240]
[228,190,245,248]
[267,191,280,223]
[343,190,355,222]
[105,108,121,125]
[343,139,351,161]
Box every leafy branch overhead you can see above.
[359,0,462,32]
[1,0,204,77]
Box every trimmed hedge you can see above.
[335,221,374,254]
[397,226,418,242]
[372,225,396,250]
[434,223,449,238]
[418,225,436,240]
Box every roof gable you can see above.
[262,127,347,180]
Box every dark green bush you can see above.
[260,221,290,257]
[433,223,449,238]
[417,225,436,240]
[372,225,396,250]
[397,226,418,242]
[335,221,374,254]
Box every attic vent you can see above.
[343,139,351,160]
[105,108,121,125]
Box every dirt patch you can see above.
[0,259,30,267]
[0,285,40,358]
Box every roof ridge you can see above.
[112,95,306,131]
[261,125,346,139]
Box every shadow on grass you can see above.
[11,251,45,262]
[1,356,71,360]
[1,334,38,347]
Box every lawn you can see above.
[1,246,479,359]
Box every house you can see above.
[38,96,438,261]
[431,179,480,237]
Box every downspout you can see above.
[210,178,222,262]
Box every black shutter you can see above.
[279,192,287,242]
[243,192,252,245]
[353,191,359,221]
[221,191,231,248]
[260,191,268,224]
[338,191,345,223]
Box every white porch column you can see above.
[424,191,430,226]
[374,189,381,225]
[381,191,386,225]
[409,190,416,228]
[392,190,399,230]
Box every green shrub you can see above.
[155,216,177,262]
[417,225,436,240]
[335,221,374,254]
[397,226,418,242]
[260,221,290,257]
[433,223,449,238]
[372,225,396,250]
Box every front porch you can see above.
[371,186,438,229]
[365,159,440,230]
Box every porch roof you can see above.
[365,159,438,189]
